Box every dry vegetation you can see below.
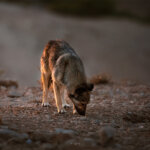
[90,73,111,85]
[0,80,18,88]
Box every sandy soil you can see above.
[0,3,150,86]
[0,80,150,150]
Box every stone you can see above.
[26,139,32,144]
[99,126,115,146]
[0,129,28,140]
[83,138,97,147]
[79,116,87,121]
[7,89,22,98]
[41,143,54,150]
[0,86,7,91]
[45,115,51,120]
[25,89,33,96]
[55,128,75,135]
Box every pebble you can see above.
[140,93,144,97]
[83,138,97,147]
[25,89,33,96]
[0,126,8,129]
[55,128,76,135]
[99,126,115,146]
[7,89,22,98]
[130,101,134,104]
[93,119,100,125]
[41,143,53,150]
[139,125,144,129]
[79,116,87,121]
[26,139,32,144]
[0,86,6,91]
[45,115,51,120]
[0,129,28,140]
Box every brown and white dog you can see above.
[40,40,93,115]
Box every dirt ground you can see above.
[0,80,150,150]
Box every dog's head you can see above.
[68,83,94,115]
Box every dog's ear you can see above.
[75,87,86,95]
[87,83,94,91]
[75,84,87,95]
[75,83,94,94]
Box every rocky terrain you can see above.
[0,80,150,150]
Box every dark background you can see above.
[0,0,150,86]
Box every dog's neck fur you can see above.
[65,58,87,94]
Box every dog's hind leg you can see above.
[41,73,50,107]
[53,82,66,113]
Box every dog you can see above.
[40,40,94,115]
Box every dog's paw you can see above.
[62,103,70,109]
[73,109,77,115]
[42,102,50,107]
[58,108,66,114]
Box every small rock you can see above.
[45,115,51,120]
[64,139,75,145]
[41,143,53,150]
[0,86,7,91]
[64,139,80,146]
[8,89,22,98]
[99,126,115,146]
[79,116,87,121]
[139,125,144,129]
[140,92,144,97]
[26,139,32,144]
[130,101,134,104]
[114,143,122,149]
[0,129,28,140]
[127,112,132,115]
[25,89,33,96]
[83,138,97,147]
[55,128,75,135]
[87,132,96,137]
[0,125,8,129]
[93,119,100,125]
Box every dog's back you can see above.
[41,40,77,71]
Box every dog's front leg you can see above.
[53,82,66,113]
[73,104,77,114]
[61,89,70,108]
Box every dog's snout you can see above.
[75,104,86,116]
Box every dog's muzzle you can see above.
[75,105,86,116]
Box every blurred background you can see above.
[0,0,150,86]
